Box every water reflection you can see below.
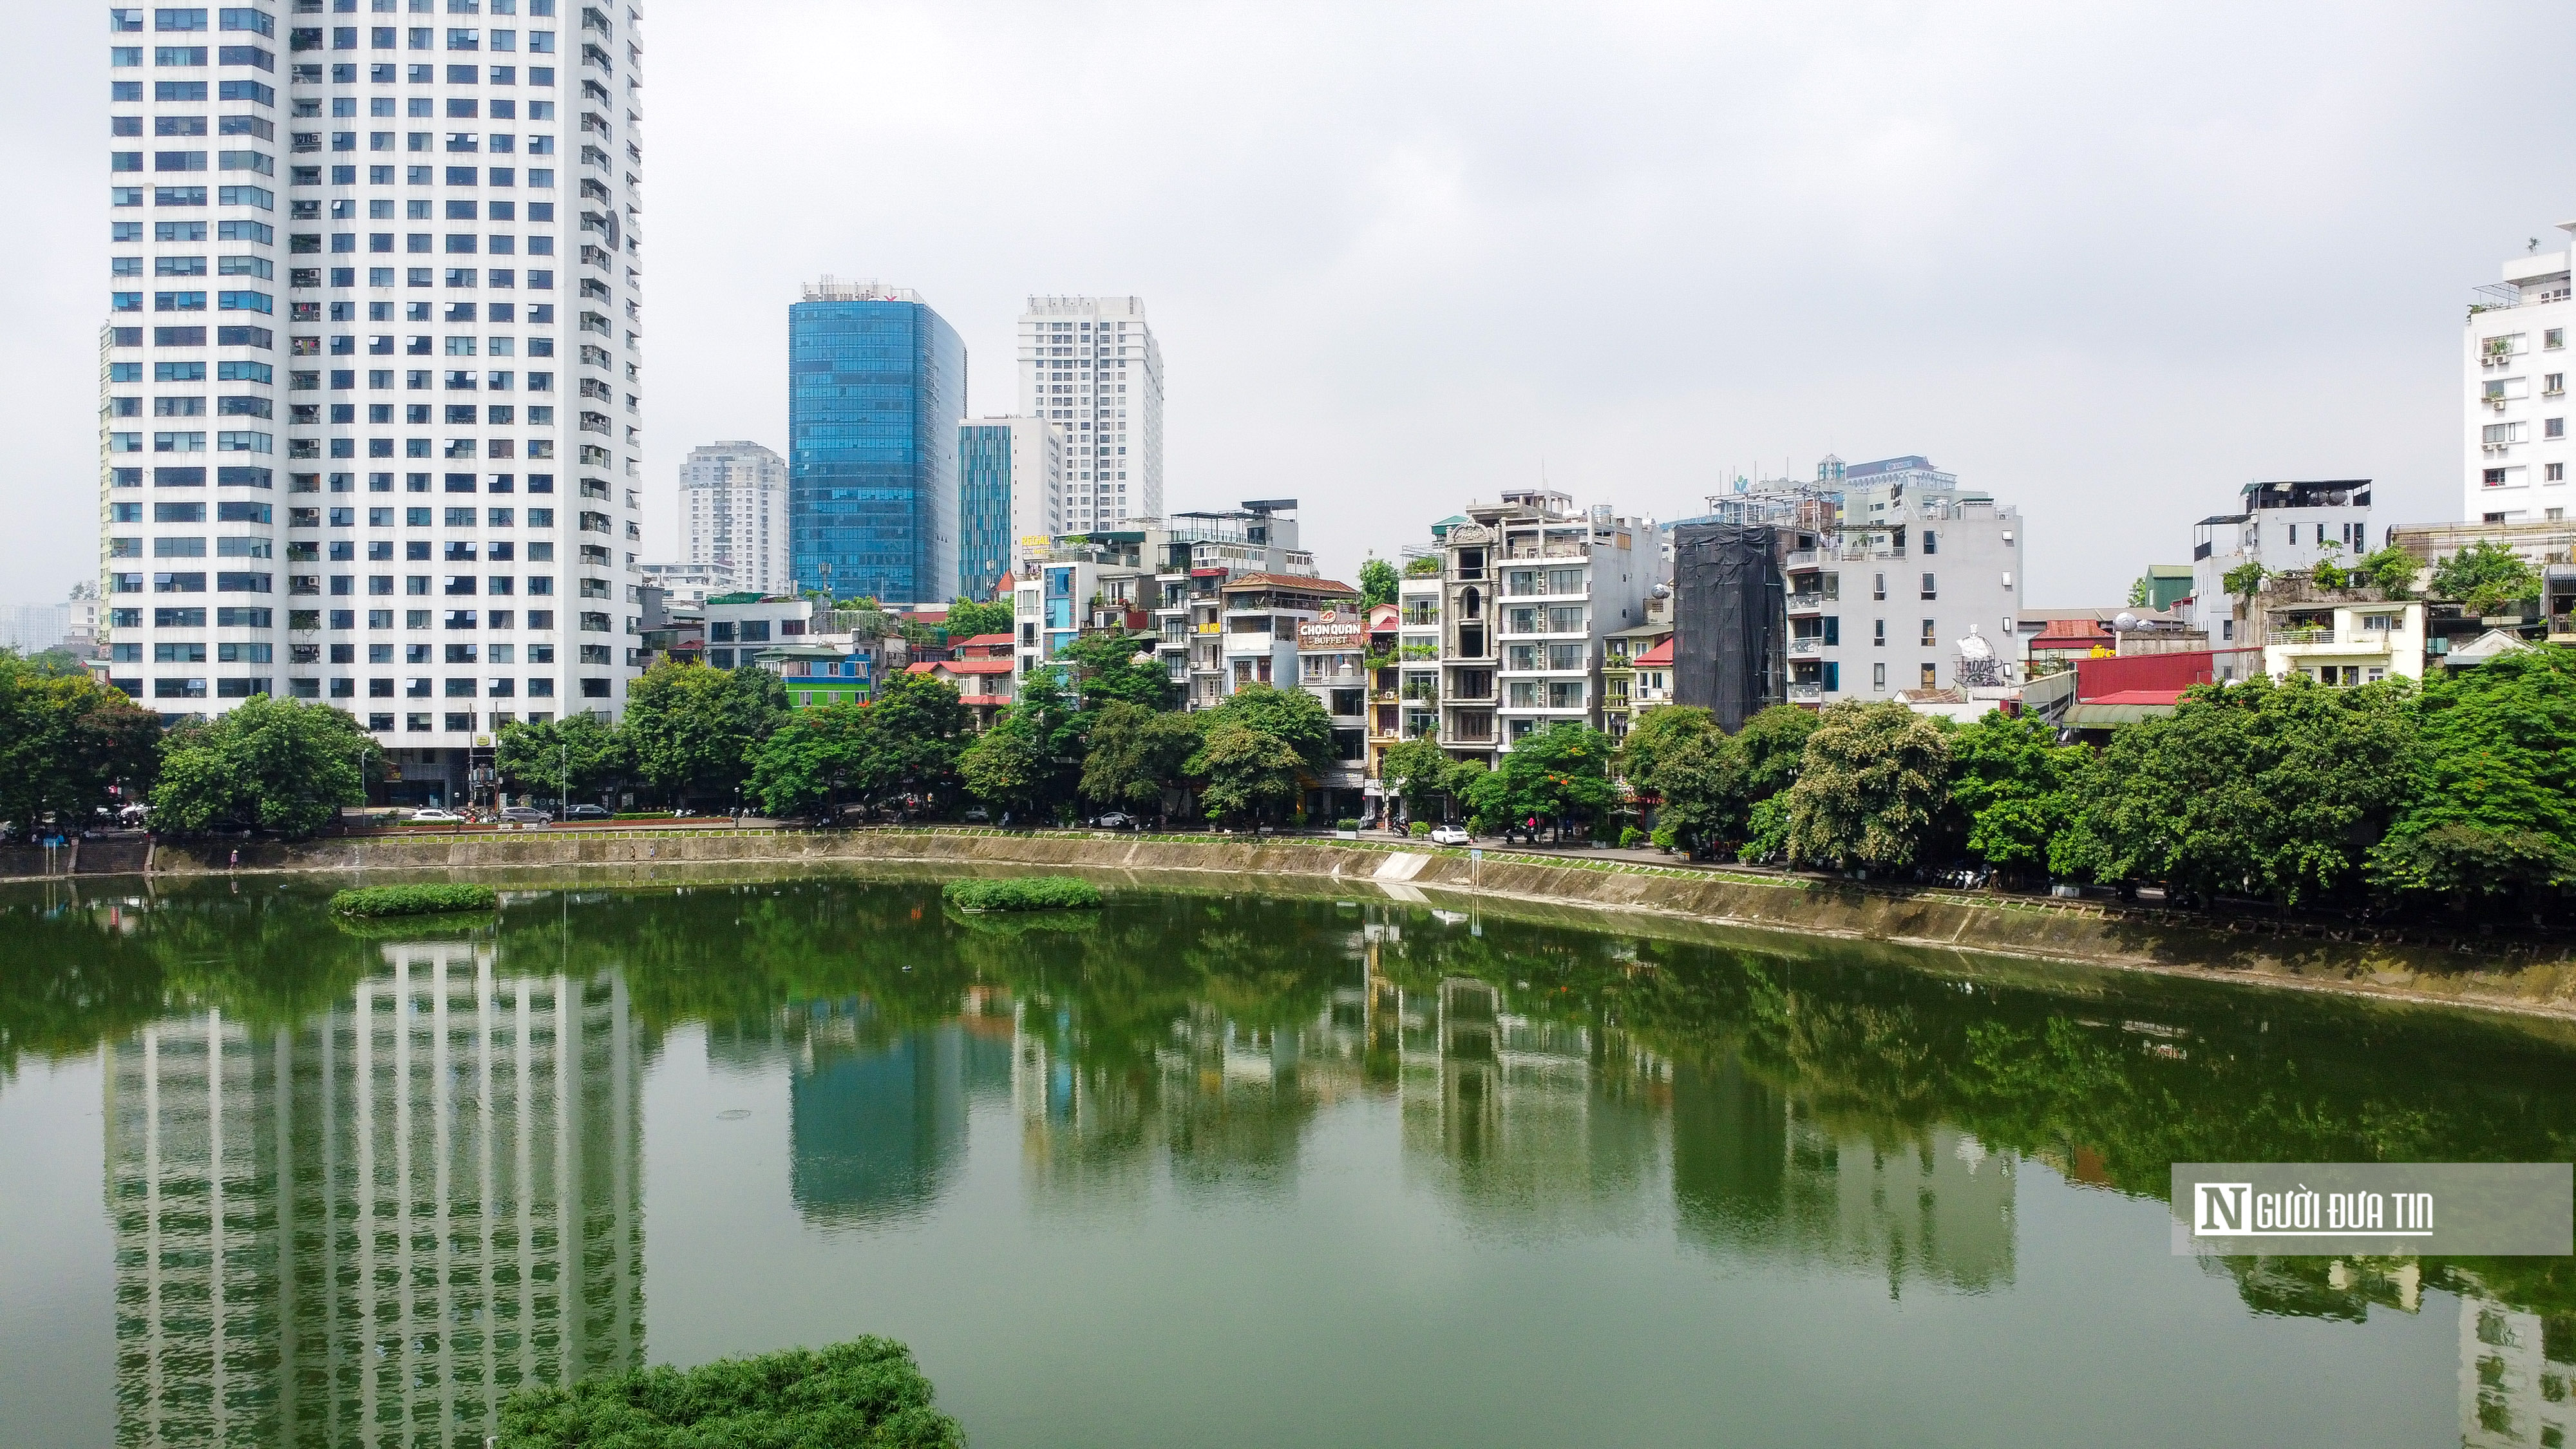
[104,939,642,1449]
[7,878,2576,1446]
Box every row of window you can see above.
[109,78,275,104]
[109,467,563,495]
[111,147,274,171]
[118,643,557,667]
[114,62,559,102]
[107,8,273,36]
[114,289,273,310]
[109,431,275,452]
[108,606,600,633]
[113,184,274,208]
[111,506,556,533]
[111,44,276,68]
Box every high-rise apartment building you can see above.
[1016,296,1161,531]
[788,281,964,604]
[679,440,786,594]
[957,415,1061,601]
[2467,222,2574,522]
[97,1,649,781]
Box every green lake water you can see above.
[2,872,2573,1447]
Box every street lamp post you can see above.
[559,735,569,823]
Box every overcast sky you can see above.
[7,1,2571,605]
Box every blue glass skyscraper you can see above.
[956,422,1018,601]
[788,284,965,604]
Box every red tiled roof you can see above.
[923,658,1014,674]
[1634,639,1674,666]
[958,632,1014,647]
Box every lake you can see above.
[1,872,2571,1448]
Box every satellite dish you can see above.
[2110,612,2140,632]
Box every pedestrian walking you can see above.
[227,848,239,872]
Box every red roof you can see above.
[957,632,1014,648]
[2085,689,2188,707]
[918,658,1014,675]
[1634,639,1674,666]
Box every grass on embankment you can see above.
[328,883,499,917]
[940,875,1103,913]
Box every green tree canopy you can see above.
[1379,734,1455,820]
[1945,709,2085,876]
[1055,629,1173,710]
[1358,557,1400,611]
[1200,683,1333,770]
[499,1337,962,1449]
[2431,540,2542,615]
[621,660,789,805]
[1465,723,1617,833]
[494,712,629,803]
[2356,545,2420,599]
[2058,674,2415,906]
[150,696,379,838]
[1782,700,1952,871]
[850,670,973,807]
[1188,721,1305,828]
[2369,645,2576,906]
[941,596,1016,638]
[744,703,873,819]
[1079,701,1199,815]
[1735,703,1821,800]
[0,653,160,838]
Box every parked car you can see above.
[564,803,611,820]
[408,808,464,824]
[1095,811,1133,829]
[497,806,551,824]
[960,807,990,824]
[1428,824,1472,846]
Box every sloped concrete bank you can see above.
[90,828,2576,1019]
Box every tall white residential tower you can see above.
[2466,221,2574,522]
[680,440,786,594]
[1016,296,1161,530]
[100,0,647,804]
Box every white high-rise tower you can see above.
[99,1,647,803]
[1016,296,1161,529]
[680,440,787,593]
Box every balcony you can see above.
[1787,591,1830,614]
[1786,550,1821,571]
[1788,636,1823,657]
[1786,683,1824,704]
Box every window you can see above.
[2550,463,2566,483]
[2550,329,2566,350]
[2548,417,2566,440]
[1920,619,1936,647]
[1921,530,1937,556]
[1871,662,1886,692]
[1920,663,1937,690]
[1871,572,1886,601]
[1920,573,1937,600]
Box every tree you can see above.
[2060,674,2415,907]
[500,1338,963,1449]
[744,703,871,819]
[1781,700,1951,871]
[1200,683,1333,770]
[495,713,629,804]
[850,670,973,808]
[621,660,788,806]
[1464,723,1617,838]
[1358,557,1400,611]
[150,696,380,838]
[1442,757,1491,827]
[0,654,160,838]
[956,714,1052,819]
[1188,721,1305,828]
[1379,734,1455,822]
[2222,560,2269,604]
[2309,542,2349,589]
[942,596,1016,639]
[1945,709,2085,878]
[2356,545,2420,599]
[2126,576,2150,608]
[2369,644,2576,909]
[1080,701,1199,816]
[1735,703,1820,801]
[1054,630,1173,710]
[2431,540,2542,615]
[1618,706,1741,849]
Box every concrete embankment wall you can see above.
[90,828,2576,1018]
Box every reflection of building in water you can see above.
[786,998,1013,1228]
[2461,1294,2576,1449]
[1670,1049,2015,1294]
[104,942,643,1449]
[1383,974,1667,1233]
